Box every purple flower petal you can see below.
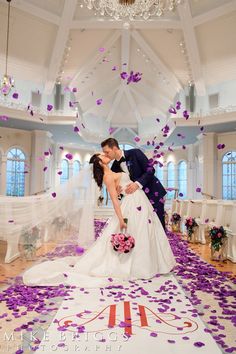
[196,187,201,193]
[47,104,53,112]
[134,136,140,143]
[150,332,158,337]
[65,153,73,160]
[75,246,84,255]
[120,72,128,80]
[194,342,205,348]
[96,98,103,105]
[169,107,177,114]
[0,115,8,121]
[51,192,56,198]
[137,206,142,211]
[12,92,19,99]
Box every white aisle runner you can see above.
[34,275,221,354]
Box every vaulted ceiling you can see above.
[0,0,236,141]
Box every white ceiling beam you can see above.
[121,28,130,72]
[193,0,236,27]
[43,0,78,94]
[69,30,121,88]
[70,19,181,29]
[106,86,124,122]
[7,0,60,25]
[131,30,182,94]
[124,86,142,123]
[178,2,206,96]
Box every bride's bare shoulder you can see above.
[103,172,115,184]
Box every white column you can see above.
[30,130,53,195]
[199,133,217,198]
[187,144,196,199]
[0,155,7,195]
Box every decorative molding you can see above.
[70,19,181,29]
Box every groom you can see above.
[101,138,167,230]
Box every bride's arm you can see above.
[103,175,126,229]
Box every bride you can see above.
[23,153,176,288]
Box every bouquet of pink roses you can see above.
[111,219,135,254]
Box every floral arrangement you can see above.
[111,233,135,253]
[185,217,198,237]
[111,218,135,253]
[209,226,227,251]
[171,213,181,223]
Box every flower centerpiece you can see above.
[111,218,135,254]
[185,217,198,243]
[19,226,41,260]
[170,213,181,233]
[209,226,227,261]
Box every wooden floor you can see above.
[0,235,235,283]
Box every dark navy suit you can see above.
[111,149,167,230]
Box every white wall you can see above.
[0,127,235,199]
[0,127,97,196]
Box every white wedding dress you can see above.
[23,173,176,288]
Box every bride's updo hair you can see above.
[89,154,104,189]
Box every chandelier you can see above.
[84,0,182,20]
[0,0,14,96]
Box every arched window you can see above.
[6,148,26,196]
[167,162,175,200]
[155,165,164,184]
[178,161,187,199]
[60,159,69,184]
[73,160,81,175]
[222,151,236,200]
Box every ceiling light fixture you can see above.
[84,0,182,20]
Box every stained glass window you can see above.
[6,148,26,196]
[167,162,175,200]
[60,159,69,184]
[222,151,236,200]
[178,161,187,199]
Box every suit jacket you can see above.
[111,149,166,209]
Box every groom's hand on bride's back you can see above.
[125,182,139,194]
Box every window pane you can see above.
[222,151,236,200]
[167,162,175,199]
[6,148,25,196]
[60,159,69,184]
[73,161,80,175]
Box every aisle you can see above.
[34,274,221,354]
